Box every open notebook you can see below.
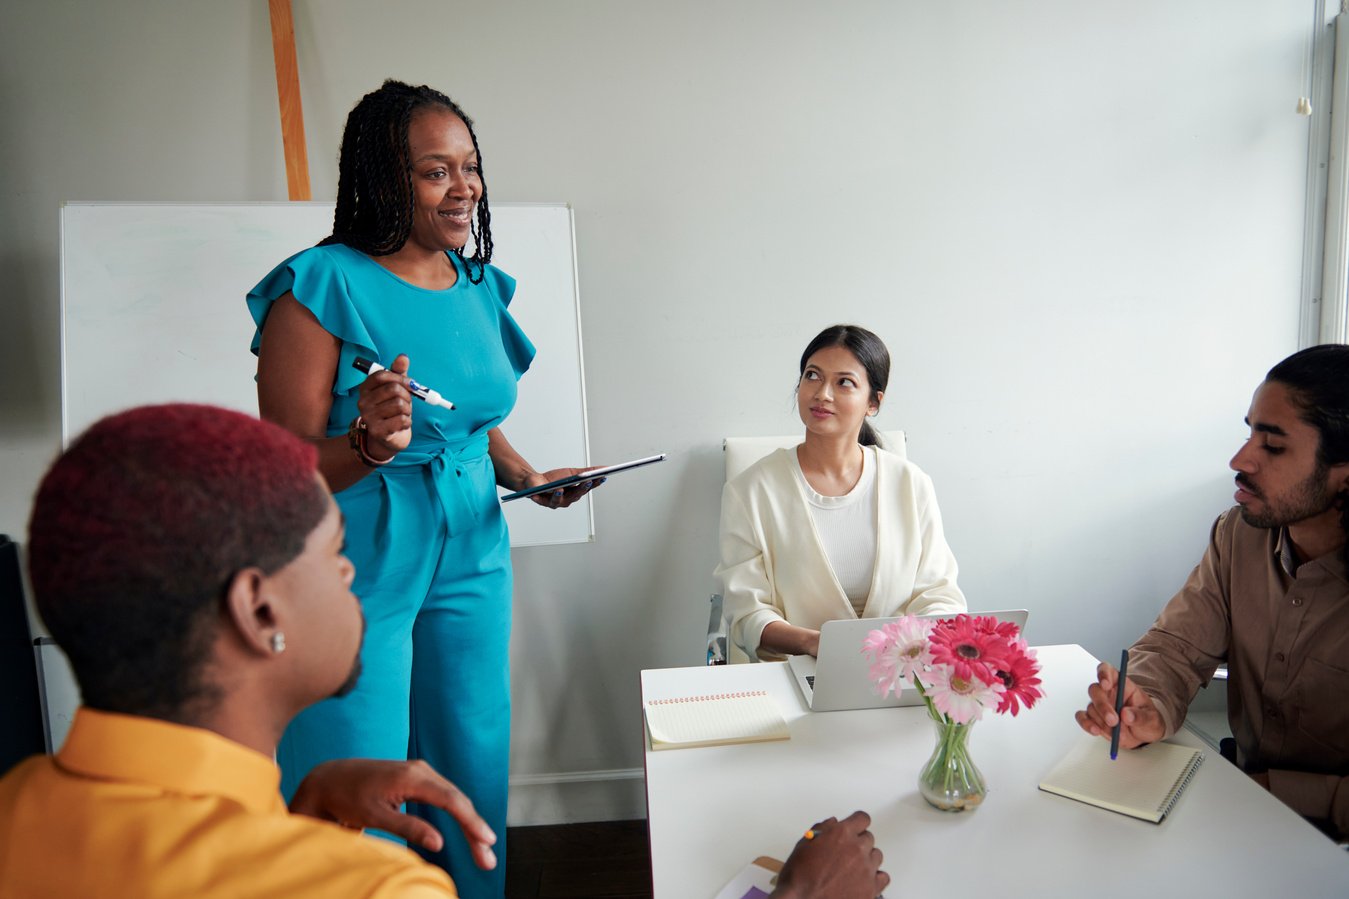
[644,690,789,751]
[1039,738,1204,823]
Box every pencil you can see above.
[1110,649,1128,760]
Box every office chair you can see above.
[0,535,46,775]
[706,594,727,665]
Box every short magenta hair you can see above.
[28,404,325,720]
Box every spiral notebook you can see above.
[644,690,790,751]
[1039,738,1204,823]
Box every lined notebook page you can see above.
[645,690,790,751]
[1039,738,1204,823]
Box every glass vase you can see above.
[918,714,987,811]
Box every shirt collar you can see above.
[1274,526,1349,584]
[56,708,284,816]
[1276,527,1299,578]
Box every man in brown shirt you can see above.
[1077,345,1349,839]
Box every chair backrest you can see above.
[722,430,907,482]
[0,535,46,774]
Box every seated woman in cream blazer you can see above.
[716,325,966,661]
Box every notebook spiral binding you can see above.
[648,690,768,706]
[1159,752,1205,817]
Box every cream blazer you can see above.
[716,446,966,661]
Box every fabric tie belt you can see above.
[383,432,491,539]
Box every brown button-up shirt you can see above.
[1129,508,1349,838]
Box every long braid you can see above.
[322,79,494,283]
[450,110,492,283]
[323,87,413,255]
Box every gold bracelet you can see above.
[347,417,391,468]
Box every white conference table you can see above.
[641,644,1349,898]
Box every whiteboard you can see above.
[60,202,593,547]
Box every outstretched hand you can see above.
[289,758,497,870]
[773,810,888,899]
[1074,661,1166,750]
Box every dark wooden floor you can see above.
[506,819,653,899]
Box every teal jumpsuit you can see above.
[248,244,534,898]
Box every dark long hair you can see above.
[798,324,891,446]
[1267,344,1349,565]
[321,79,494,283]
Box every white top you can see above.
[716,446,966,661]
[791,445,878,616]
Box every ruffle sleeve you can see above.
[479,263,536,380]
[246,246,378,396]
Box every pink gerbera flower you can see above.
[995,640,1044,716]
[925,662,1005,724]
[928,615,1011,688]
[862,616,934,698]
[980,616,1022,643]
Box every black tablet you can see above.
[500,453,668,502]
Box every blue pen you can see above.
[1110,649,1129,760]
[353,357,454,410]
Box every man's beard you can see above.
[1238,460,1338,529]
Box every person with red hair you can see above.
[1,403,492,896]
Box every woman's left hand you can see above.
[526,467,606,509]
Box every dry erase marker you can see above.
[352,357,455,410]
[1110,649,1128,760]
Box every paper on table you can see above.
[1039,737,1204,823]
[644,690,789,751]
[714,856,783,899]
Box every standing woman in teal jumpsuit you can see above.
[247,80,594,898]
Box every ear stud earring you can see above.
[271,632,287,654]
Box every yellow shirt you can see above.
[0,708,457,898]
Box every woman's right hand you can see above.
[357,353,414,461]
[760,621,822,658]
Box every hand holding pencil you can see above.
[1073,657,1166,751]
[1110,649,1128,759]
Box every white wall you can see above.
[0,1,1314,823]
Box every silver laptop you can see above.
[787,610,1030,712]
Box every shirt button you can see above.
[1291,597,1304,607]
[1275,652,1286,662]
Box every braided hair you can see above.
[322,79,494,283]
[798,325,891,447]
[1266,344,1349,566]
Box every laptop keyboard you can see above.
[806,675,815,689]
